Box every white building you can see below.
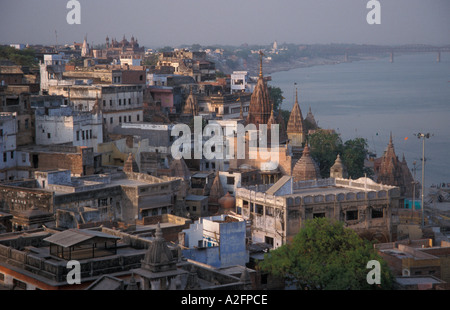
[0,112,18,181]
[120,55,142,67]
[35,106,103,152]
[39,54,69,92]
[48,84,144,133]
[230,71,256,94]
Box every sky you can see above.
[0,0,449,48]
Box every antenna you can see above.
[55,30,58,47]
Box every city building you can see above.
[39,54,69,92]
[236,176,401,249]
[179,214,248,268]
[156,50,216,83]
[375,238,450,286]
[230,71,256,94]
[0,112,18,182]
[0,167,184,227]
[35,106,103,152]
[48,84,144,133]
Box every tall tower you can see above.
[286,88,306,147]
[246,51,272,128]
[81,34,90,57]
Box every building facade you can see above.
[236,176,401,249]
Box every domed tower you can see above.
[292,144,321,181]
[330,154,348,179]
[141,223,177,273]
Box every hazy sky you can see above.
[1,0,449,48]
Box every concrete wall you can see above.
[181,215,247,268]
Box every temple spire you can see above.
[259,50,264,78]
[239,95,243,119]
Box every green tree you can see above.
[0,45,37,68]
[258,218,393,290]
[268,86,283,111]
[308,129,343,178]
[342,138,372,179]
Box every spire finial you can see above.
[155,222,163,240]
[239,95,243,119]
[295,88,299,104]
[259,50,264,78]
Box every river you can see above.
[269,53,450,187]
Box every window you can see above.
[128,115,131,122]
[227,177,235,185]
[255,204,264,215]
[110,117,113,124]
[137,114,140,121]
[3,153,6,162]
[313,212,326,218]
[82,131,85,140]
[119,116,122,123]
[119,99,122,106]
[17,120,20,130]
[265,236,274,247]
[76,131,80,141]
[346,210,358,221]
[10,151,14,159]
[103,100,106,107]
[371,208,383,219]
[128,98,131,105]
[13,279,27,290]
[89,129,92,139]
[25,119,29,129]
[47,133,51,139]
[110,100,112,106]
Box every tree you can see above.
[342,138,373,179]
[308,130,372,179]
[0,45,37,68]
[268,86,284,112]
[308,129,343,178]
[258,218,393,290]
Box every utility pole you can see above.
[416,133,432,228]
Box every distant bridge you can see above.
[340,45,450,63]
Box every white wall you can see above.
[35,107,103,152]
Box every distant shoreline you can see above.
[264,55,384,76]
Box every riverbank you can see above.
[250,55,384,76]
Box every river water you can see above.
[270,53,450,187]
